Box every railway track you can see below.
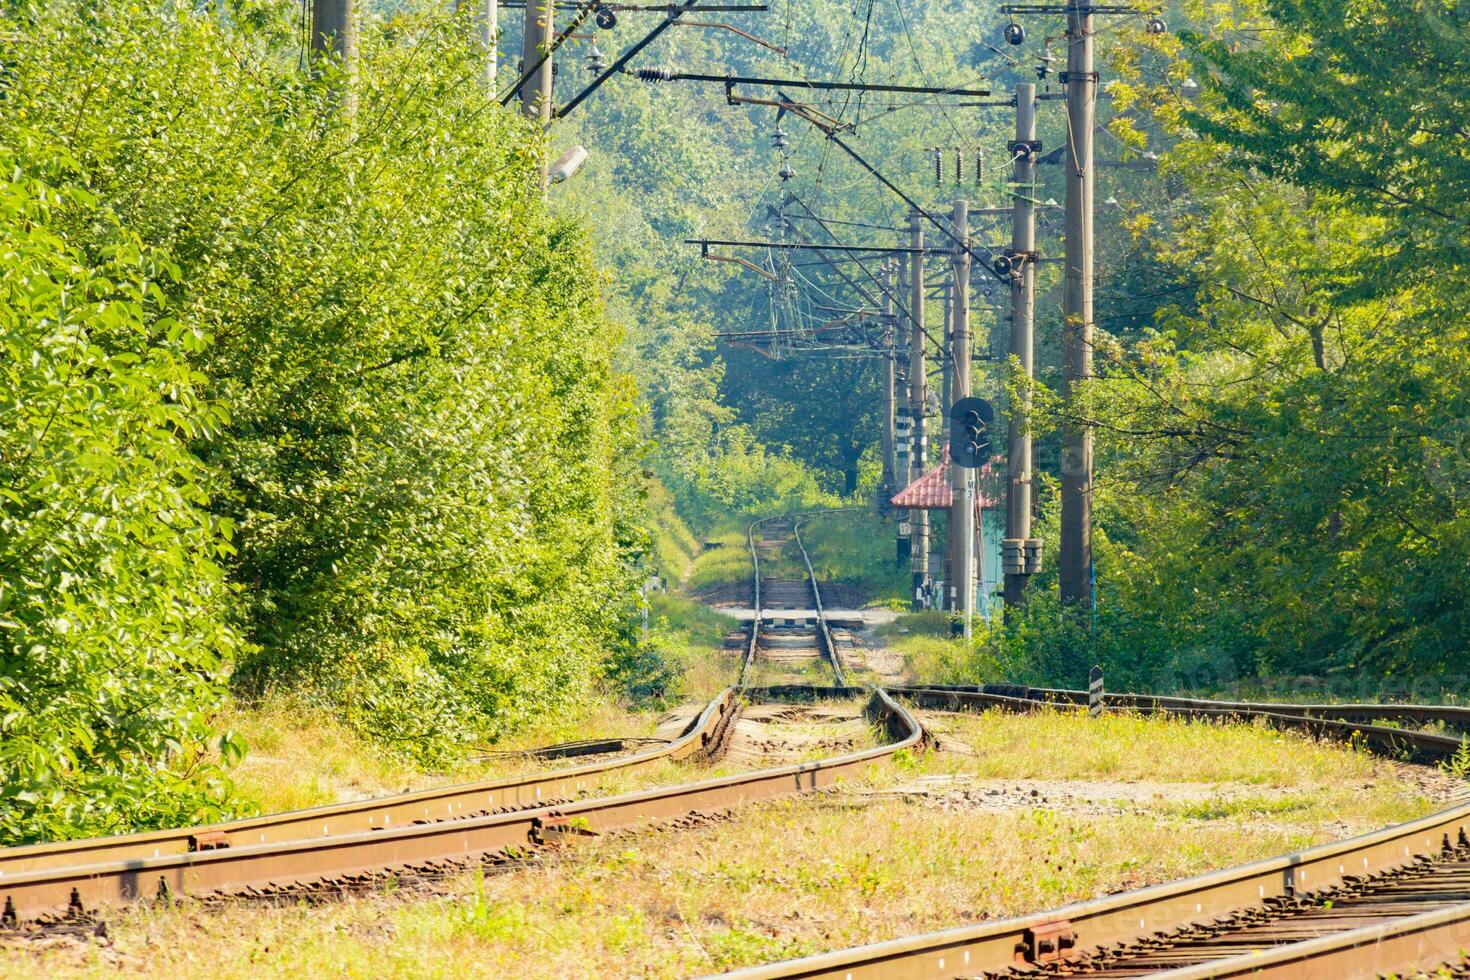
[0,691,736,886]
[0,512,911,927]
[11,507,1467,980]
[718,685,1470,980]
[741,515,846,688]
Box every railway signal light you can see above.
[949,396,993,469]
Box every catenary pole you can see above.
[473,1,499,87]
[908,211,930,609]
[880,263,897,509]
[520,0,554,182]
[894,250,912,565]
[947,200,973,636]
[940,276,954,599]
[311,0,357,113]
[895,249,912,493]
[1004,82,1039,613]
[1060,0,1096,612]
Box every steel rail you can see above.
[1141,899,1470,978]
[897,687,1469,764]
[742,514,779,687]
[713,689,1470,980]
[902,683,1470,735]
[745,511,856,689]
[0,508,875,923]
[0,688,735,883]
[0,688,921,924]
[791,518,846,686]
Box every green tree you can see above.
[2,2,643,765]
[0,138,243,843]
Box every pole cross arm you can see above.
[555,0,705,118]
[656,72,990,97]
[685,238,941,255]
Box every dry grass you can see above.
[219,693,700,817]
[6,707,1453,979]
[871,611,980,684]
[918,706,1393,786]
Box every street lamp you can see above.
[549,144,589,183]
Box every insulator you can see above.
[954,147,962,184]
[1003,22,1025,46]
[975,149,984,186]
[595,4,618,30]
[586,43,607,74]
[779,162,796,181]
[633,66,676,82]
[933,148,943,186]
[1145,16,1167,34]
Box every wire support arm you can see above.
[555,0,704,118]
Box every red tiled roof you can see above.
[890,450,1002,510]
[891,455,953,509]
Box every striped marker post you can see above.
[1088,665,1104,718]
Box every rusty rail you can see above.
[898,687,1469,765]
[908,683,1470,733]
[741,514,777,686]
[0,508,869,922]
[0,687,920,924]
[791,517,846,686]
[713,687,1470,980]
[0,687,736,883]
[1138,900,1470,978]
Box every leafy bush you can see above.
[1,2,642,781]
[0,140,243,843]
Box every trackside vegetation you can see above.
[0,3,640,842]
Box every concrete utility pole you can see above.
[519,1,554,122]
[311,0,357,112]
[894,252,912,566]
[947,200,974,634]
[941,280,954,449]
[908,211,930,609]
[940,276,954,599]
[1060,0,1096,612]
[881,263,897,508]
[895,250,912,499]
[1004,82,1040,614]
[468,0,498,88]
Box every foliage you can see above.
[550,0,1034,510]
[0,138,243,843]
[939,0,1470,693]
[662,427,835,532]
[0,0,643,829]
[796,510,909,605]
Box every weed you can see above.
[1439,740,1470,780]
